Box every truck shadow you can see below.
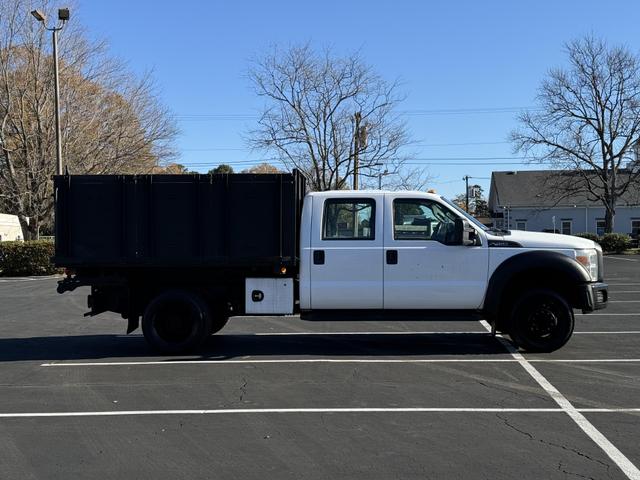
[0,332,510,362]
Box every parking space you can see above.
[0,255,638,479]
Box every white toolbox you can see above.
[245,278,294,314]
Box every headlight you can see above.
[574,249,598,281]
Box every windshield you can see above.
[440,196,488,231]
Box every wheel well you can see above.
[128,284,232,318]
[493,268,576,331]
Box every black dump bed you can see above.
[53,171,306,269]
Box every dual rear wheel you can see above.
[142,290,228,354]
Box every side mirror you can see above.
[452,218,476,246]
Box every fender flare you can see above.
[483,250,590,317]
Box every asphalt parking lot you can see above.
[0,255,638,479]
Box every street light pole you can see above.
[52,28,62,175]
[31,8,70,176]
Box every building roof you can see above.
[489,170,640,210]
[0,213,20,226]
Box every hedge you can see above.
[599,233,631,254]
[573,232,632,253]
[0,240,59,276]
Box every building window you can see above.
[323,199,375,240]
[632,219,640,237]
[561,219,572,235]
[596,219,606,236]
[515,220,527,231]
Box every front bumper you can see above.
[578,282,608,313]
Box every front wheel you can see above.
[508,289,574,352]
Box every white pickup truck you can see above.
[54,172,608,354]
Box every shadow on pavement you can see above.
[0,332,509,362]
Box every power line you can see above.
[172,106,541,122]
[414,141,510,147]
[180,162,537,169]
[181,141,511,151]
[182,147,247,151]
[180,156,534,166]
[402,106,540,116]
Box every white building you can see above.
[0,213,23,242]
[488,170,640,236]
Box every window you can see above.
[632,219,640,237]
[393,199,458,243]
[561,219,572,235]
[596,219,606,237]
[323,199,375,240]
[515,220,527,231]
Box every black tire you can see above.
[206,301,230,335]
[142,290,212,354]
[508,289,574,352]
[209,315,229,335]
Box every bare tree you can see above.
[511,36,640,233]
[247,44,413,191]
[242,162,281,174]
[370,166,433,191]
[0,0,177,239]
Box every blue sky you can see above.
[78,0,639,198]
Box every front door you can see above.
[383,195,489,309]
[310,194,384,309]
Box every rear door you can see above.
[383,194,489,309]
[310,194,384,309]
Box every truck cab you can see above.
[298,190,607,351]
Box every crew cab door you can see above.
[383,194,489,309]
[310,194,383,309]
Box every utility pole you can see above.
[353,112,361,190]
[378,168,389,189]
[463,175,470,212]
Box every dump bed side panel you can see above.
[53,172,305,268]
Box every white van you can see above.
[0,213,23,242]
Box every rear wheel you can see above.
[508,289,574,352]
[142,290,211,354]
[209,315,229,335]
[206,301,230,335]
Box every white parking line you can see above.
[252,330,485,336]
[40,358,640,367]
[605,257,639,262]
[576,313,638,316]
[609,301,640,303]
[0,275,61,283]
[115,331,488,339]
[608,283,640,286]
[114,329,639,339]
[479,320,640,480]
[0,407,639,419]
[574,331,640,335]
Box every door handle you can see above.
[386,249,398,265]
[313,250,325,265]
